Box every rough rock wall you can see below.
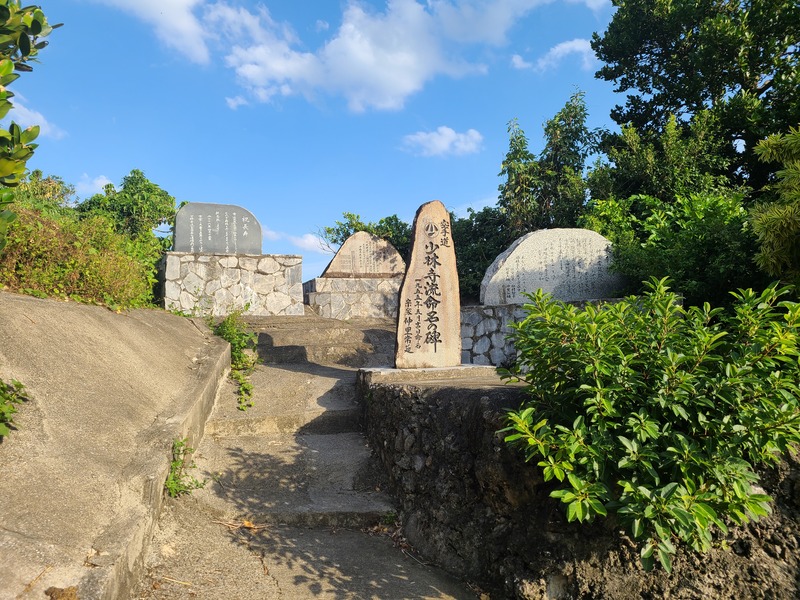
[303,277,401,319]
[162,252,303,317]
[358,378,800,599]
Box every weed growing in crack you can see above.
[165,438,206,498]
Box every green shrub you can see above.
[582,192,768,306]
[0,207,153,306]
[502,278,800,571]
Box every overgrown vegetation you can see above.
[0,170,175,306]
[502,278,800,571]
[211,309,257,411]
[164,437,206,498]
[0,378,26,439]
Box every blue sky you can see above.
[11,0,620,278]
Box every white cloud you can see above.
[430,0,550,44]
[510,53,532,69]
[76,174,113,196]
[225,95,248,110]
[7,101,66,140]
[92,0,209,64]
[207,0,479,112]
[450,193,497,217]
[97,1,598,111]
[535,38,596,72]
[262,227,282,242]
[289,233,329,254]
[402,126,483,157]
[566,0,612,12]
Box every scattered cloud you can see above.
[566,0,612,12]
[430,0,549,44]
[260,226,328,254]
[534,38,596,72]
[262,227,282,242]
[450,193,497,218]
[92,0,210,64]
[402,126,483,157]
[510,53,532,69]
[7,101,66,139]
[76,173,113,196]
[95,1,601,111]
[225,95,248,110]
[288,233,329,254]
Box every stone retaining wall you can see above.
[303,277,402,319]
[162,252,303,317]
[460,305,525,367]
[357,375,800,599]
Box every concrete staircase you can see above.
[136,316,474,599]
[246,314,396,368]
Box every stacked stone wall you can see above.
[162,252,303,317]
[303,277,401,319]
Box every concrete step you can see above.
[206,363,361,436]
[137,501,475,600]
[244,315,396,367]
[192,431,396,528]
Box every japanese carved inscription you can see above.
[395,200,461,368]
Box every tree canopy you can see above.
[592,0,800,187]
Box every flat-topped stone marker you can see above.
[174,202,262,255]
[480,228,623,305]
[321,231,405,278]
[395,200,460,369]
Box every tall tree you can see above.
[750,126,800,286]
[498,92,595,236]
[77,169,176,238]
[592,0,800,187]
[320,211,411,260]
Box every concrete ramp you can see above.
[0,292,230,599]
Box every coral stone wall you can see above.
[303,277,402,319]
[358,374,800,599]
[162,252,303,317]
[460,305,525,367]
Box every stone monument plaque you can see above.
[321,231,405,277]
[480,228,623,305]
[174,202,262,255]
[395,200,461,369]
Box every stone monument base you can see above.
[303,277,402,320]
[162,252,303,317]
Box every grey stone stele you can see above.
[395,200,461,369]
[173,202,263,255]
[163,252,304,317]
[480,228,624,305]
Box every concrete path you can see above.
[134,319,477,599]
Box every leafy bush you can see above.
[0,207,153,305]
[582,192,768,306]
[502,278,800,571]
